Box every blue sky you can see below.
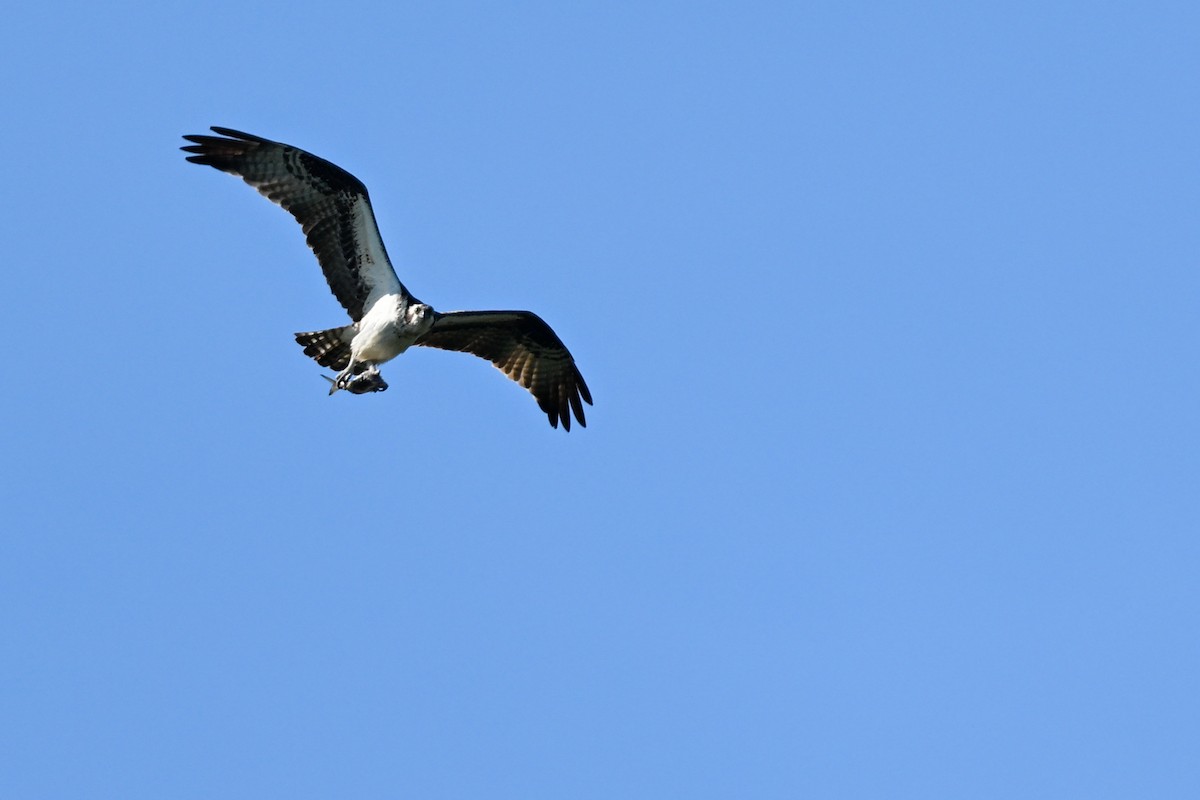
[2,1,1198,797]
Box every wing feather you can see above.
[181,126,404,321]
[416,311,592,430]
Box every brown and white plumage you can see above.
[181,127,592,430]
[416,311,592,432]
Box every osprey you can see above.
[181,127,592,430]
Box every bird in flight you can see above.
[181,127,592,430]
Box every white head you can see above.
[406,302,436,334]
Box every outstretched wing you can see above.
[416,311,592,431]
[181,126,406,321]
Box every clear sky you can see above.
[2,1,1198,797]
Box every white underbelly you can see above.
[350,295,415,364]
[352,325,410,363]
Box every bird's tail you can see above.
[294,325,354,370]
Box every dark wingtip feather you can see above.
[576,369,593,406]
[181,127,267,154]
[537,370,591,432]
[569,389,586,427]
[208,126,271,143]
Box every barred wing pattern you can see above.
[182,126,593,430]
[417,311,592,431]
[181,127,404,321]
